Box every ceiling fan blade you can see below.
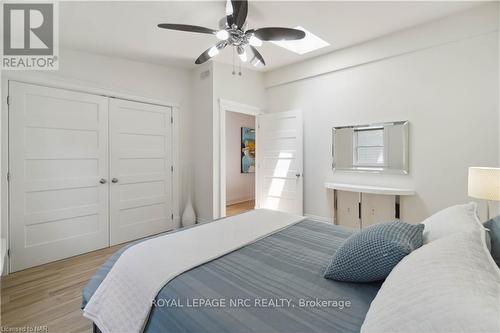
[248,45,265,67]
[195,48,214,65]
[253,27,305,41]
[226,0,234,27]
[227,0,247,29]
[195,42,227,65]
[233,0,248,29]
[157,23,216,35]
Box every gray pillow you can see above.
[324,221,424,282]
[484,215,500,267]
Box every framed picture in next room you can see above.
[241,127,255,173]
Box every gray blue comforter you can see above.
[82,220,381,333]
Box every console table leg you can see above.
[333,189,337,224]
[395,195,400,219]
[359,192,362,230]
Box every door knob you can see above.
[99,178,107,184]
[111,178,119,183]
[296,173,301,178]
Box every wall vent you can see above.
[200,70,210,79]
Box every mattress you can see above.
[82,219,381,333]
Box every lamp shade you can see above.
[468,167,500,201]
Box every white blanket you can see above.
[83,209,305,333]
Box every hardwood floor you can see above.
[226,199,255,217]
[1,244,126,333]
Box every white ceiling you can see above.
[60,1,482,71]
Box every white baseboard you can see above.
[173,216,181,229]
[226,197,255,206]
[196,216,212,224]
[304,214,332,224]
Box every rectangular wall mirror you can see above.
[332,121,409,174]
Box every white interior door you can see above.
[9,81,109,272]
[109,98,173,245]
[256,110,303,215]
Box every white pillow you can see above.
[361,229,500,333]
[421,202,483,244]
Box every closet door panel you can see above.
[9,82,109,272]
[109,99,173,245]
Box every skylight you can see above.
[270,26,329,55]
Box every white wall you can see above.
[265,3,499,223]
[1,48,194,243]
[210,62,265,219]
[191,62,214,223]
[225,111,256,204]
[165,60,265,223]
[213,62,267,110]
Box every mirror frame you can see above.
[332,120,409,174]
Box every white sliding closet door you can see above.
[109,98,173,245]
[9,82,109,272]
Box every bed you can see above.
[82,214,381,333]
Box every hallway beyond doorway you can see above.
[226,200,255,217]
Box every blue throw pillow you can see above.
[324,221,424,282]
[484,215,500,267]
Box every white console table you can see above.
[324,182,415,228]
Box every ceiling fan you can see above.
[157,0,306,68]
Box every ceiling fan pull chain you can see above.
[238,58,242,76]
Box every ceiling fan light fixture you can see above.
[216,30,229,40]
[208,45,220,57]
[249,35,262,47]
[237,46,248,62]
[238,51,248,62]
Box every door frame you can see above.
[1,74,180,275]
[215,99,262,219]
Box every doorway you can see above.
[216,100,303,219]
[225,111,256,216]
[217,99,260,218]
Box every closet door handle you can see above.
[111,178,119,183]
[99,178,107,184]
